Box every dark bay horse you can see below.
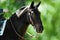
[0,1,43,40]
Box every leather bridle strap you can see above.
[10,19,25,40]
[10,19,35,40]
[27,9,34,26]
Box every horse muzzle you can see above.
[35,23,44,33]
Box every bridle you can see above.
[27,8,34,26]
[9,8,35,40]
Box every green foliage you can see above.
[0,0,60,40]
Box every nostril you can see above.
[35,24,44,33]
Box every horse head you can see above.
[16,1,44,33]
[26,1,44,33]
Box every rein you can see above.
[9,7,35,40]
[10,19,35,40]
[10,19,25,40]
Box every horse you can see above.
[0,1,43,40]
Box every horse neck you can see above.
[10,13,29,36]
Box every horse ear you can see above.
[30,1,34,8]
[36,1,41,8]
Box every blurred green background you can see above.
[0,0,60,40]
